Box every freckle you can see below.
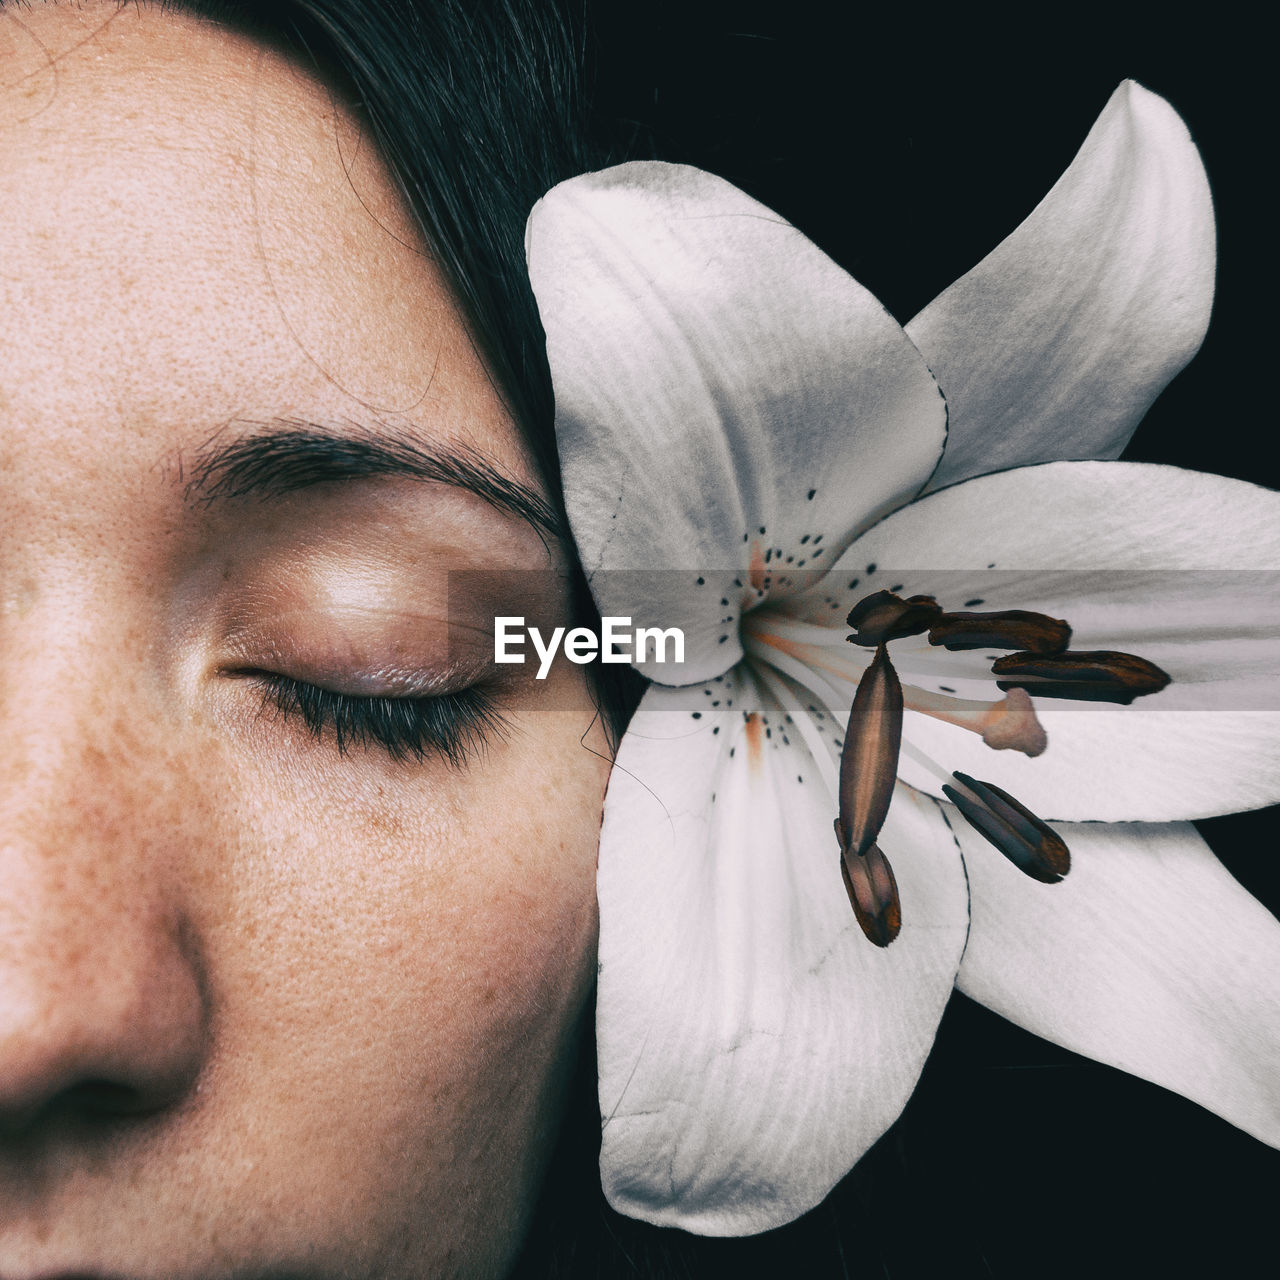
[696,576,705,585]
[786,555,794,564]
[759,526,767,535]
[719,635,728,643]
[812,549,823,557]
[692,712,702,719]
[965,598,984,607]
[848,578,859,590]
[800,535,810,544]
[807,489,816,500]
[866,563,876,574]
[939,685,955,693]
[721,598,729,606]
[729,747,735,757]
[797,775,803,783]
[813,534,822,543]
[713,726,720,734]
[889,583,903,593]
[797,559,806,567]
[712,700,720,706]
[988,562,997,569]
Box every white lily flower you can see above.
[525,81,1280,1235]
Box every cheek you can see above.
[186,704,607,1271]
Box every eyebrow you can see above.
[184,418,563,541]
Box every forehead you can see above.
[0,1,532,484]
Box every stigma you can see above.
[833,590,1171,945]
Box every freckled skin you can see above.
[0,4,610,1278]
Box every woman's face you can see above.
[0,4,610,1276]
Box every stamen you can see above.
[903,685,1047,756]
[942,772,1070,884]
[928,609,1071,654]
[992,650,1171,704]
[846,591,942,646]
[836,833,901,947]
[837,644,902,859]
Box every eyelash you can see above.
[250,673,506,766]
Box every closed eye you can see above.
[244,672,507,766]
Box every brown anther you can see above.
[942,772,1070,884]
[836,829,901,947]
[992,650,1172,704]
[846,590,942,646]
[927,609,1071,654]
[837,644,903,859]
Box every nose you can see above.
[0,712,209,1134]
[0,891,207,1132]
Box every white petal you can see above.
[527,162,946,683]
[833,461,1280,819]
[952,817,1280,1150]
[906,82,1214,491]
[595,676,968,1234]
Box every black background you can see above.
[580,5,1279,1276]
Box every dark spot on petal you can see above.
[866,563,877,574]
[848,578,860,590]
[692,712,702,719]
[807,489,816,500]
[696,576,705,585]
[713,726,720,735]
[965,598,984,608]
[800,534,810,544]
[888,583,903,593]
[939,685,955,693]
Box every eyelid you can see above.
[247,671,508,766]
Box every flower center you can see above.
[747,588,1170,947]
